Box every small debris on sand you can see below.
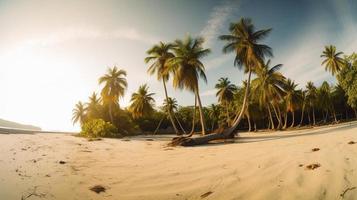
[87,138,102,142]
[200,191,213,198]
[348,141,356,145]
[312,148,320,152]
[90,185,106,194]
[122,139,130,141]
[306,163,321,170]
[164,148,174,151]
[146,138,154,141]
[59,161,66,164]
[298,164,304,167]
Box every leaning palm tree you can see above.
[99,67,127,123]
[219,17,272,136]
[72,101,87,126]
[306,81,318,125]
[163,97,186,134]
[251,60,285,130]
[128,84,155,119]
[169,36,210,135]
[321,45,345,76]
[145,42,179,134]
[283,79,299,128]
[215,77,237,126]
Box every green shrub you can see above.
[80,119,120,138]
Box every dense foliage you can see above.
[80,119,119,138]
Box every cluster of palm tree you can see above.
[72,17,357,143]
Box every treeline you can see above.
[72,17,357,138]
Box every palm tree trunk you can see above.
[189,95,197,136]
[290,111,295,128]
[299,103,305,126]
[254,122,257,132]
[283,112,288,129]
[271,103,281,129]
[195,87,206,135]
[308,109,311,125]
[246,113,251,132]
[354,108,357,119]
[162,80,179,135]
[267,104,275,129]
[174,113,186,134]
[154,117,164,135]
[277,104,283,129]
[211,121,215,132]
[333,108,337,122]
[312,108,316,125]
[226,102,230,126]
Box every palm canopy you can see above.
[129,84,155,119]
[145,42,175,81]
[99,66,127,105]
[72,101,87,125]
[169,36,210,92]
[163,97,178,113]
[215,77,237,104]
[306,81,317,106]
[219,17,272,72]
[86,92,102,119]
[321,45,345,76]
[251,60,286,107]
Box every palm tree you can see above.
[208,104,221,131]
[215,77,237,125]
[72,101,87,126]
[319,81,337,123]
[321,45,345,76]
[219,17,272,135]
[163,97,186,134]
[99,67,127,123]
[145,42,179,134]
[283,79,299,128]
[129,84,155,119]
[306,82,317,125]
[86,92,102,120]
[251,60,285,130]
[169,36,210,135]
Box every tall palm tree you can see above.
[251,60,285,130]
[219,17,272,135]
[99,67,127,123]
[169,36,210,135]
[145,42,179,134]
[86,92,102,120]
[321,45,345,76]
[129,84,155,119]
[72,101,87,126]
[306,81,317,125]
[283,79,299,128]
[215,77,237,125]
[319,81,337,123]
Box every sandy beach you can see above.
[1,122,357,200]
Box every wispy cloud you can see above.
[201,89,216,97]
[199,1,238,48]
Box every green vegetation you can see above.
[72,18,357,145]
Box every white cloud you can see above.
[199,1,238,48]
[201,89,216,97]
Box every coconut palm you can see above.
[145,42,179,134]
[208,104,221,131]
[215,77,237,125]
[129,84,155,119]
[283,79,299,128]
[99,67,127,123]
[321,45,345,76]
[72,101,87,126]
[86,92,102,120]
[251,60,286,129]
[219,17,272,135]
[306,82,317,125]
[169,36,210,135]
[319,81,337,123]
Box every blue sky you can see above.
[0,0,356,131]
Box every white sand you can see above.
[1,122,357,200]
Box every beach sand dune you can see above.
[1,122,357,199]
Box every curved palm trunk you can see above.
[108,103,114,124]
[332,108,337,122]
[267,104,275,129]
[271,103,281,129]
[154,117,164,135]
[246,113,251,132]
[226,102,230,126]
[163,80,179,135]
[299,102,305,126]
[290,111,295,128]
[189,96,197,136]
[312,107,316,125]
[283,111,288,129]
[174,113,186,134]
[195,87,206,135]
